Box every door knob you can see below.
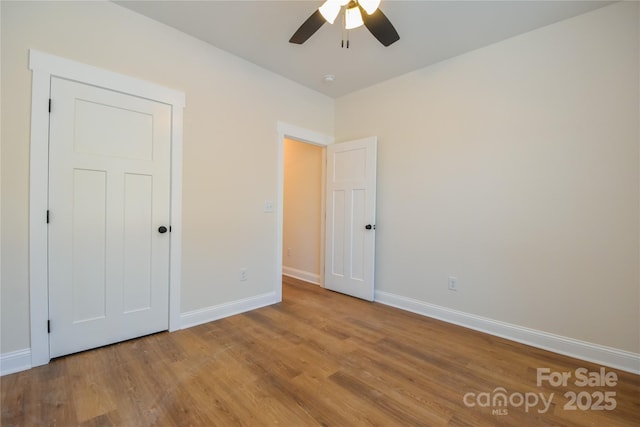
[158,226,168,234]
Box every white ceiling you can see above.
[115,0,613,98]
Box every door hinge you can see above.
[47,320,51,334]
[48,99,52,113]
[46,210,50,224]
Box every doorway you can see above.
[275,122,333,301]
[283,138,326,286]
[276,124,378,303]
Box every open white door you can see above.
[325,137,377,301]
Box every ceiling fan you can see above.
[289,0,400,47]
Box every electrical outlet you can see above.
[448,276,458,291]
[287,248,291,257]
[240,268,248,281]
[263,200,274,213]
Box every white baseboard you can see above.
[375,290,640,375]
[1,348,32,376]
[180,291,279,330]
[282,266,320,285]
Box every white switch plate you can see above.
[448,276,458,291]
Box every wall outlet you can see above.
[448,276,458,291]
[263,200,274,213]
[240,268,248,281]
[287,248,291,257]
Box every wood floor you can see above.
[2,277,639,426]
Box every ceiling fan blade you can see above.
[360,6,400,47]
[289,10,326,44]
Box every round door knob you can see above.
[158,226,168,234]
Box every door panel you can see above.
[74,98,154,160]
[72,169,107,322]
[351,188,366,281]
[331,189,346,277]
[48,77,171,357]
[123,173,154,313]
[325,137,377,301]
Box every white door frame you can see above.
[28,50,185,367]
[275,122,333,301]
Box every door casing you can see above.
[28,49,185,367]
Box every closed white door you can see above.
[48,77,171,357]
[325,137,377,300]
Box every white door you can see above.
[48,77,171,357]
[325,137,377,300]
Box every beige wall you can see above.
[283,138,323,283]
[0,0,333,354]
[335,1,639,353]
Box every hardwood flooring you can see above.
[2,277,639,426]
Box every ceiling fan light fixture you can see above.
[319,0,342,24]
[358,0,381,15]
[345,5,364,29]
[289,0,398,47]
